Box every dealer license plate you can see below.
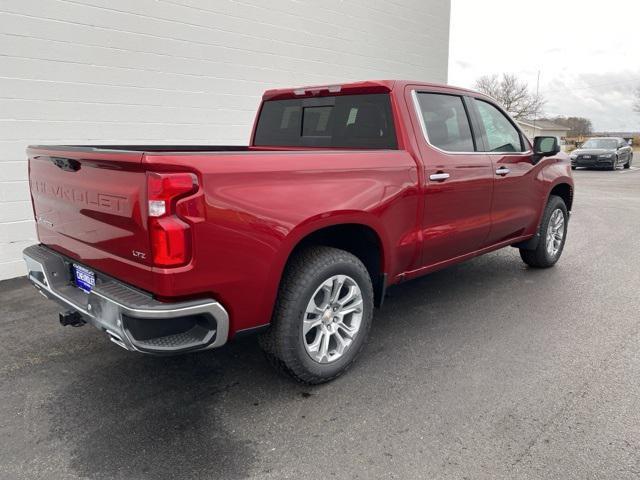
[73,264,95,293]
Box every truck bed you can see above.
[28,145,250,153]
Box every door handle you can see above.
[429,172,450,182]
[496,167,510,176]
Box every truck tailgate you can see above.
[27,146,154,288]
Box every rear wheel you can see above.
[519,195,568,268]
[260,246,374,384]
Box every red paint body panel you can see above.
[488,151,547,243]
[141,149,420,332]
[26,80,574,338]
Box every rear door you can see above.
[409,88,493,267]
[467,98,539,245]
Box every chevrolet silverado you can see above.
[23,80,574,383]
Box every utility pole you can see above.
[532,70,540,136]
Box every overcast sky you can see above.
[449,0,640,131]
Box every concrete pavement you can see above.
[1,166,639,479]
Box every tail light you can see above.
[147,172,198,267]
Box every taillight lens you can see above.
[147,172,196,217]
[149,216,192,267]
[147,172,197,267]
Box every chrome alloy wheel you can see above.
[302,275,364,364]
[546,208,565,257]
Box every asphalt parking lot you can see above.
[1,165,639,480]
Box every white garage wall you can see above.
[0,0,450,280]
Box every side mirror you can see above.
[533,136,560,158]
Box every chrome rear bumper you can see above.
[23,244,229,354]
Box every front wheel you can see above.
[260,246,374,384]
[610,156,618,170]
[520,195,568,268]
[625,154,632,169]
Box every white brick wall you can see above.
[0,0,450,280]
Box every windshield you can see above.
[581,139,618,149]
[253,93,397,149]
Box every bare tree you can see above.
[474,73,545,120]
[547,116,593,137]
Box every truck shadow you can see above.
[46,343,269,480]
[46,250,546,479]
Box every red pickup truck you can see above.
[23,80,573,383]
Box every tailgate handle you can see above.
[50,156,81,172]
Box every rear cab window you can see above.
[253,94,397,149]
[414,92,476,152]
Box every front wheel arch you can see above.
[514,183,572,251]
[519,195,568,268]
[548,182,573,212]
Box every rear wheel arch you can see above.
[279,222,388,308]
[260,245,375,383]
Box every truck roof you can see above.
[262,80,480,101]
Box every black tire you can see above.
[624,154,632,169]
[609,156,618,170]
[259,246,374,384]
[571,166,576,170]
[519,195,568,268]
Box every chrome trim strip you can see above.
[410,89,532,157]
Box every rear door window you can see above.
[414,93,475,152]
[253,94,397,149]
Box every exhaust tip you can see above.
[105,330,129,350]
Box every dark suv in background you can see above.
[570,137,633,170]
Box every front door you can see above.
[410,88,494,267]
[468,98,539,244]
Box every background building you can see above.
[0,0,451,280]
[517,120,570,141]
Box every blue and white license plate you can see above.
[73,264,95,293]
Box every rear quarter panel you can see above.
[143,150,420,334]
